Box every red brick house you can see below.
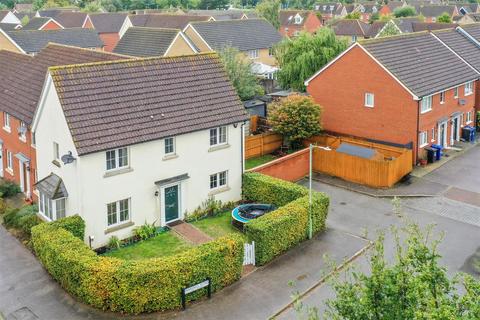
[0,44,126,200]
[279,10,322,37]
[21,17,63,31]
[90,13,131,52]
[305,32,478,164]
[379,1,404,16]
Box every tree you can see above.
[345,11,361,19]
[256,0,280,29]
[369,11,379,23]
[294,222,480,319]
[275,27,348,91]
[377,20,400,37]
[198,0,228,9]
[218,46,263,101]
[437,12,452,23]
[269,95,322,148]
[21,15,30,26]
[393,5,416,17]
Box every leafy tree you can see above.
[82,1,103,11]
[218,46,263,101]
[369,11,379,23]
[0,0,13,9]
[393,5,416,17]
[256,0,280,29]
[345,11,361,19]
[21,15,30,26]
[198,0,228,9]
[269,95,322,147]
[377,20,400,37]
[275,27,348,91]
[437,12,452,23]
[294,222,480,319]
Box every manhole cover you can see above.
[340,202,347,205]
[9,307,38,320]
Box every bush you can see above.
[3,204,42,237]
[133,222,156,240]
[243,172,308,207]
[18,214,42,236]
[0,181,21,198]
[107,235,121,250]
[50,215,85,240]
[31,218,244,314]
[186,198,236,222]
[3,207,20,227]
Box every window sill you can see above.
[208,144,230,153]
[3,127,11,133]
[208,186,230,196]
[466,121,473,124]
[420,109,432,114]
[104,221,134,234]
[364,105,374,108]
[162,154,178,161]
[36,212,52,222]
[103,167,133,178]
[419,143,428,148]
[19,137,26,143]
[465,93,473,96]
[5,168,13,175]
[52,160,61,168]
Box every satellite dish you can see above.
[61,151,76,165]
[459,99,466,106]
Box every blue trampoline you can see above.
[231,204,275,230]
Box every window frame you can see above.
[3,112,10,131]
[464,81,473,96]
[18,121,27,141]
[105,147,129,171]
[6,150,13,171]
[364,93,374,108]
[466,111,472,124]
[209,126,227,147]
[164,137,175,155]
[439,91,445,104]
[431,128,435,142]
[454,86,459,98]
[420,95,432,114]
[419,131,428,148]
[209,171,228,190]
[106,198,131,227]
[248,49,259,59]
[38,192,66,221]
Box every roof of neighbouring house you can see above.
[331,19,370,36]
[365,21,387,37]
[418,5,456,17]
[433,27,480,71]
[411,22,456,32]
[392,17,423,32]
[22,17,62,30]
[315,2,343,14]
[90,13,128,33]
[129,14,212,30]
[0,22,20,31]
[186,9,246,20]
[39,11,88,28]
[386,1,404,12]
[0,44,127,124]
[14,3,34,12]
[360,32,479,97]
[113,27,184,57]
[459,23,480,41]
[0,10,11,21]
[6,28,104,53]
[279,10,310,27]
[48,53,249,155]
[189,19,283,51]
[35,173,68,199]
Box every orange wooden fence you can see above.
[245,132,282,159]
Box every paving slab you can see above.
[444,187,480,207]
[169,222,212,245]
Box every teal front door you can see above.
[164,185,179,222]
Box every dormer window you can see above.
[294,14,302,24]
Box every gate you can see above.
[243,241,255,266]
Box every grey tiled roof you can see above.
[365,21,387,38]
[22,17,55,30]
[411,22,456,32]
[90,13,127,33]
[0,23,20,31]
[393,17,423,33]
[129,14,211,29]
[459,23,480,42]
[419,5,456,17]
[361,32,479,97]
[279,10,309,27]
[35,173,68,199]
[189,19,282,51]
[0,44,126,124]
[187,9,246,20]
[331,19,370,36]
[49,54,248,155]
[113,27,180,57]
[6,28,104,54]
[42,11,87,28]
[434,28,480,71]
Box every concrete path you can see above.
[169,221,212,245]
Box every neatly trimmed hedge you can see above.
[243,172,329,266]
[50,215,85,240]
[243,172,308,207]
[31,218,244,314]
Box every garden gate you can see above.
[243,241,255,266]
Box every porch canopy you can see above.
[35,173,68,199]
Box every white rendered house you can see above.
[32,54,248,248]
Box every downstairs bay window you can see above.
[38,192,66,221]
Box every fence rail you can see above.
[243,241,255,266]
[245,132,282,159]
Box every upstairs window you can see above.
[106,147,128,171]
[3,112,10,131]
[364,93,374,108]
[248,49,259,59]
[210,126,227,146]
[439,91,445,104]
[465,81,473,95]
[18,121,27,141]
[164,137,175,155]
[454,86,459,98]
[420,96,432,113]
[294,15,302,24]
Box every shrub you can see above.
[3,207,20,227]
[245,193,329,265]
[0,198,7,215]
[31,218,244,314]
[133,222,156,240]
[18,214,42,236]
[107,235,121,250]
[186,198,236,222]
[3,204,42,237]
[50,215,85,240]
[243,172,308,207]
[0,181,21,198]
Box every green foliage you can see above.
[50,215,85,240]
[19,214,42,236]
[393,5,416,17]
[186,197,236,222]
[269,95,322,146]
[133,221,157,240]
[0,181,21,198]
[377,21,400,37]
[437,12,452,23]
[302,223,480,319]
[256,0,280,29]
[21,15,30,26]
[82,1,102,11]
[3,204,42,237]
[31,220,244,313]
[197,0,228,9]
[275,28,348,91]
[218,46,262,101]
[345,11,361,19]
[107,235,121,249]
[369,12,379,23]
[3,208,20,228]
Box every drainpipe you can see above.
[416,99,421,165]
[240,121,246,193]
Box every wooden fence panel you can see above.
[245,132,282,159]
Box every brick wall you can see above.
[99,33,120,52]
[249,148,309,182]
[41,20,62,30]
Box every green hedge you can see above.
[243,172,329,266]
[243,172,308,207]
[3,204,42,236]
[31,219,244,314]
[50,215,85,240]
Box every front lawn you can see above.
[245,154,276,170]
[103,231,193,260]
[191,211,244,239]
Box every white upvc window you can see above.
[419,131,428,147]
[107,198,130,227]
[210,171,228,190]
[431,127,435,142]
[6,150,13,171]
[248,49,259,59]
[464,81,473,95]
[268,47,274,57]
[294,15,302,24]
[38,192,66,221]
[364,93,374,107]
[53,142,60,161]
[420,96,432,113]
[466,111,472,123]
[18,121,27,141]
[454,86,459,98]
[209,126,227,146]
[3,112,10,131]
[31,132,36,147]
[105,147,129,171]
[439,91,445,104]
[164,137,175,155]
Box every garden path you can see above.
[169,222,212,245]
